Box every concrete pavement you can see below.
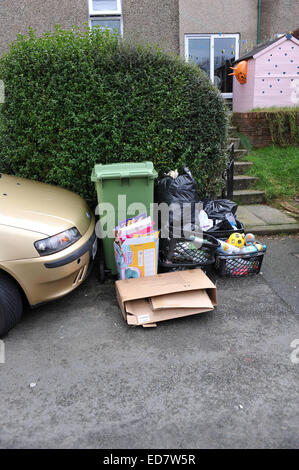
[0,236,298,449]
[237,205,299,235]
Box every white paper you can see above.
[138,250,143,266]
[144,248,156,276]
[138,314,150,324]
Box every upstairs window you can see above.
[89,0,122,35]
[89,0,121,15]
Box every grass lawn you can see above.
[250,106,299,112]
[244,145,299,205]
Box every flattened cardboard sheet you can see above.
[116,269,216,303]
[150,289,213,311]
[115,269,217,327]
[125,299,213,326]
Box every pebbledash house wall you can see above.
[0,0,179,57]
[122,0,180,55]
[260,0,299,42]
[179,0,258,56]
[0,1,299,57]
[0,0,88,57]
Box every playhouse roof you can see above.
[234,32,298,64]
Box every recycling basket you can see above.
[215,251,264,277]
[159,231,219,273]
[91,162,158,277]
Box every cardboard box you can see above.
[114,231,159,280]
[115,269,217,327]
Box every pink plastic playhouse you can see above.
[232,33,299,112]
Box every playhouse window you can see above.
[185,34,240,98]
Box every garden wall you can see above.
[233,113,272,148]
[233,111,299,148]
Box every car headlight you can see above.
[34,227,81,256]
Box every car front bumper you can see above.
[1,218,97,306]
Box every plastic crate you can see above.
[215,251,264,277]
[159,232,219,272]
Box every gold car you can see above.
[0,174,97,336]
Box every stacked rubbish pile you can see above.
[156,166,267,278]
[156,166,219,275]
[113,214,159,280]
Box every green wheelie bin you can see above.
[91,162,158,278]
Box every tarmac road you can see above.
[0,236,298,449]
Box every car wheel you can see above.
[0,271,23,337]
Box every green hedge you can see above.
[0,26,229,203]
[265,110,299,147]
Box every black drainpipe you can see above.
[257,0,262,44]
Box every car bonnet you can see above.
[0,174,92,237]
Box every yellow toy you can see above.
[228,233,245,248]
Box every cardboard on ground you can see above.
[115,269,217,327]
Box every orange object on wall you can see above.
[229,60,248,84]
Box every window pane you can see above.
[92,0,118,11]
[188,38,210,76]
[91,18,121,34]
[214,38,236,93]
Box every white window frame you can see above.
[185,33,240,98]
[88,16,123,36]
[88,0,123,36]
[88,0,122,16]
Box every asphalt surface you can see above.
[0,236,298,449]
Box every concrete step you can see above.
[225,100,233,111]
[234,149,249,160]
[234,161,253,175]
[233,189,266,204]
[229,125,237,135]
[228,137,241,149]
[245,223,299,235]
[234,175,259,190]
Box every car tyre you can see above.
[0,271,23,337]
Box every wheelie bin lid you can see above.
[91,162,158,181]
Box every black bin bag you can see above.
[203,199,238,233]
[155,166,200,236]
[156,166,199,206]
